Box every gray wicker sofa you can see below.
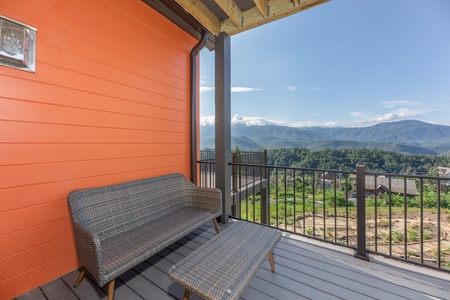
[67,173,222,300]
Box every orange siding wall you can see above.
[0,0,196,298]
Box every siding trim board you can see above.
[0,0,197,298]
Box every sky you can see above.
[199,0,450,128]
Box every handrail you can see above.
[197,159,450,273]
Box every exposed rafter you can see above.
[149,0,330,37]
[253,0,268,18]
[215,0,243,28]
[222,0,331,36]
[172,0,222,35]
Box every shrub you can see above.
[392,231,404,243]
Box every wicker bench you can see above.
[169,220,282,300]
[67,173,222,300]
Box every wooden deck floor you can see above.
[16,220,450,300]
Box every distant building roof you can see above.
[437,167,450,177]
[365,176,418,196]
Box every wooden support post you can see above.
[184,290,191,300]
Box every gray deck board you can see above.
[119,268,174,300]
[240,286,277,300]
[40,278,79,300]
[15,288,46,300]
[15,220,450,300]
[62,269,106,300]
[274,242,411,299]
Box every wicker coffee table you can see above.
[168,220,282,300]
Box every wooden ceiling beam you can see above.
[172,0,222,35]
[215,0,243,28]
[222,0,330,35]
[253,0,268,18]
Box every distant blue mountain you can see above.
[200,120,450,155]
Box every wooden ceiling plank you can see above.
[253,0,268,18]
[172,0,222,35]
[222,0,331,35]
[215,0,243,28]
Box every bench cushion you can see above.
[101,207,220,282]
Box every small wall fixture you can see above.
[0,15,36,72]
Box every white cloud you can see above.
[200,86,214,92]
[201,115,287,126]
[231,114,286,126]
[381,100,419,108]
[349,111,376,119]
[200,112,450,128]
[350,108,425,126]
[231,87,260,93]
[284,86,324,92]
[201,86,260,93]
[201,115,340,128]
[200,115,215,126]
[291,121,338,128]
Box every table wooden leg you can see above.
[214,218,220,234]
[269,252,275,272]
[184,289,191,300]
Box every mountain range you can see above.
[200,120,450,155]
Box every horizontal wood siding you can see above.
[0,0,197,298]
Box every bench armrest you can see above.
[72,223,104,285]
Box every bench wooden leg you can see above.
[73,267,87,287]
[269,252,275,273]
[214,218,220,234]
[107,280,115,300]
[184,289,191,300]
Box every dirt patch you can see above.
[287,212,450,268]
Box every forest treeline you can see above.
[266,148,450,175]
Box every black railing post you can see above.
[261,189,269,225]
[355,163,370,261]
[232,152,238,192]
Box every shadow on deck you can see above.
[16,221,450,300]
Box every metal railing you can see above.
[200,150,267,164]
[197,159,450,273]
[199,150,267,188]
